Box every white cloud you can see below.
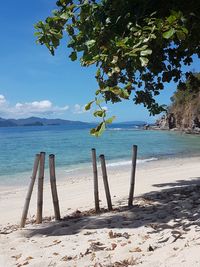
[0,95,69,118]
[72,103,108,114]
[101,106,108,111]
[0,95,6,105]
[73,104,87,114]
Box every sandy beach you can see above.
[1,156,200,266]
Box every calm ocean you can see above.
[1,125,200,185]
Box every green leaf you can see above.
[105,116,116,124]
[90,128,97,135]
[176,31,186,40]
[140,57,149,67]
[85,40,96,48]
[163,28,175,39]
[120,90,130,99]
[110,87,121,95]
[167,15,177,24]
[60,12,70,20]
[93,110,105,117]
[97,122,106,136]
[95,89,100,95]
[69,51,77,61]
[182,27,188,34]
[85,100,94,111]
[96,68,101,78]
[140,49,152,56]
[90,122,106,137]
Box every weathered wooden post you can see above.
[91,148,100,213]
[128,145,138,206]
[99,154,112,211]
[36,152,45,224]
[49,154,61,220]
[20,154,40,228]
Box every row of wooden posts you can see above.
[20,152,61,228]
[92,145,137,212]
[20,145,137,228]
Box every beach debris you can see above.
[90,241,106,251]
[148,245,154,252]
[129,247,142,253]
[53,240,61,244]
[45,240,61,248]
[120,243,127,247]
[11,253,22,260]
[141,234,150,241]
[139,197,156,206]
[61,255,73,261]
[16,261,29,267]
[63,208,98,220]
[158,236,170,243]
[147,223,159,230]
[91,252,96,261]
[0,224,19,234]
[122,232,131,239]
[108,230,130,239]
[111,256,138,266]
[80,248,92,257]
[53,252,59,256]
[94,263,103,267]
[171,230,183,243]
[25,256,33,261]
[106,243,118,251]
[25,215,53,225]
[111,243,117,250]
[84,231,97,235]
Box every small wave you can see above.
[107,157,158,167]
[108,128,124,131]
[108,127,140,131]
[61,157,158,173]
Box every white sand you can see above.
[1,156,200,266]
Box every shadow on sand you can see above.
[25,177,200,237]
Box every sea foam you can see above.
[106,157,158,167]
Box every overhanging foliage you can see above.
[35,0,200,136]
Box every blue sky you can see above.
[0,1,199,123]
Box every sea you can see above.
[1,124,200,186]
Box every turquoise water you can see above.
[1,125,200,185]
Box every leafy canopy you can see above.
[35,0,200,136]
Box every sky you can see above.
[0,1,199,123]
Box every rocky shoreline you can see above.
[145,113,200,135]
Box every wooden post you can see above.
[36,152,45,224]
[49,154,61,220]
[128,145,138,207]
[91,148,100,213]
[99,154,112,211]
[20,154,40,228]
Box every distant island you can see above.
[0,117,91,127]
[0,116,147,128]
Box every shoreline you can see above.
[148,125,200,135]
[1,151,200,188]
